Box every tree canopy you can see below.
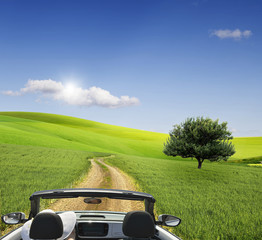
[163,117,235,169]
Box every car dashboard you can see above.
[75,211,127,239]
[73,211,181,240]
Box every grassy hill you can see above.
[0,111,262,239]
[0,112,168,158]
[0,111,262,160]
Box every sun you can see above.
[64,82,78,96]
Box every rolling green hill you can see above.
[1,112,262,240]
[0,111,262,160]
[0,112,168,158]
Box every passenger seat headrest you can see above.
[122,211,155,238]
[29,212,63,239]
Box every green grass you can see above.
[0,112,261,160]
[0,111,261,239]
[107,154,262,240]
[0,112,168,159]
[227,155,262,165]
[231,137,262,159]
[0,144,109,225]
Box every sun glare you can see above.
[64,82,78,96]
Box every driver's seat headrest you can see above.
[29,212,63,239]
[122,211,155,238]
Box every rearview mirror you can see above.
[1,212,26,225]
[158,214,181,227]
[84,197,102,204]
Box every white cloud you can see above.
[210,29,252,39]
[2,79,140,108]
[21,79,63,94]
[2,90,22,96]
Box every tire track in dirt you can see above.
[50,159,104,211]
[50,157,143,212]
[97,159,144,212]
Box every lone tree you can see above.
[163,117,235,169]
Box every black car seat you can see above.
[29,212,63,239]
[122,211,156,238]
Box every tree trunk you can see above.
[197,159,203,169]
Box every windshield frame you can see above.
[29,188,156,218]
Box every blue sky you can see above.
[0,0,261,137]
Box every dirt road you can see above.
[1,158,143,236]
[50,158,144,212]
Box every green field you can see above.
[0,112,168,158]
[1,112,262,160]
[0,112,262,239]
[0,144,110,213]
[107,155,262,240]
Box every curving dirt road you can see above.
[1,158,144,236]
[50,158,144,212]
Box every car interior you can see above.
[1,189,181,240]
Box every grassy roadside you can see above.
[0,144,110,233]
[108,154,262,240]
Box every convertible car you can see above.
[1,189,182,240]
